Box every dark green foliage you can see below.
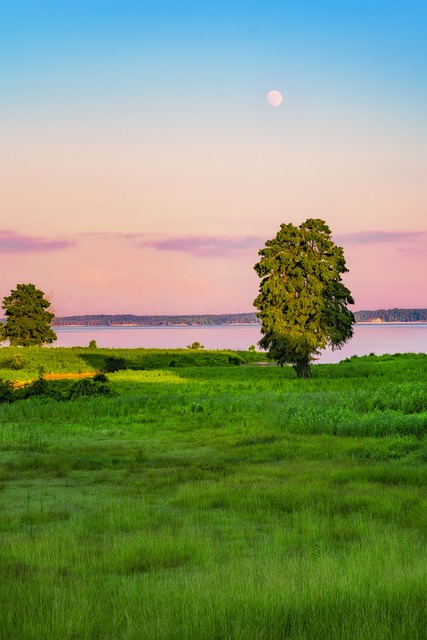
[88,339,97,349]
[92,373,109,383]
[23,377,49,398]
[104,356,127,372]
[0,376,114,403]
[254,219,355,377]
[228,355,244,365]
[0,379,14,403]
[69,378,114,399]
[1,283,57,346]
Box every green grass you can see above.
[0,345,265,380]
[0,350,427,639]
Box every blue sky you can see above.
[3,1,426,106]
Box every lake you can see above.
[52,323,427,364]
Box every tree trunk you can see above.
[294,359,311,379]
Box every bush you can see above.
[1,354,26,370]
[0,379,15,403]
[104,357,127,372]
[0,375,115,404]
[19,378,69,401]
[186,342,204,350]
[92,373,109,383]
[23,377,49,398]
[69,378,114,399]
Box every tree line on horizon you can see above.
[51,313,261,327]
[51,308,427,326]
[354,308,427,322]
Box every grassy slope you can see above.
[0,346,265,380]
[0,351,426,639]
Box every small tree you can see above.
[186,341,204,350]
[254,219,355,378]
[1,283,57,346]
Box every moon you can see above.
[266,90,283,107]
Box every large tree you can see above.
[1,283,57,346]
[254,218,355,378]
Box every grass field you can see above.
[0,349,427,639]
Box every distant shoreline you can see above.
[51,320,427,328]
[50,309,427,327]
[2,309,427,328]
[355,321,427,325]
[54,322,261,328]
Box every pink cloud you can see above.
[80,229,427,261]
[0,230,75,253]
[137,235,263,257]
[80,231,263,256]
[336,230,427,246]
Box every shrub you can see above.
[186,342,204,350]
[0,354,26,370]
[92,373,109,383]
[104,356,127,372]
[0,375,115,403]
[0,379,14,403]
[23,377,49,398]
[69,378,114,399]
[19,378,69,401]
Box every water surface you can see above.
[52,323,427,364]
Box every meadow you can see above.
[0,348,427,639]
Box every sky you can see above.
[1,0,426,316]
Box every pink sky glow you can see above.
[0,226,425,316]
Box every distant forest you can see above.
[354,309,427,322]
[52,313,260,327]
[52,309,427,327]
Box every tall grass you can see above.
[0,351,426,638]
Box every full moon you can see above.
[266,90,283,107]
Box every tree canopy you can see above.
[1,283,57,347]
[253,218,355,378]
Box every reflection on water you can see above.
[52,323,427,364]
